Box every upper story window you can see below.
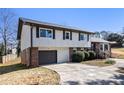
[80,33,84,40]
[39,28,53,38]
[65,31,70,40]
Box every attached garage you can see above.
[21,47,69,66]
[38,50,57,65]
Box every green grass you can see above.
[0,58,27,74]
[0,58,60,85]
[81,59,116,67]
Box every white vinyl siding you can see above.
[33,29,91,48]
[21,25,91,51]
[21,25,31,51]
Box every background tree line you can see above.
[95,31,124,47]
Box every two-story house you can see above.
[17,18,95,67]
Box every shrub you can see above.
[88,51,96,60]
[72,51,85,62]
[72,52,82,62]
[99,51,110,59]
[105,60,115,64]
[81,51,85,61]
[83,51,90,60]
[98,51,105,59]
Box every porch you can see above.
[91,37,111,58]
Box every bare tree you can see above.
[0,8,17,55]
[100,31,109,40]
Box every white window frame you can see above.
[104,44,109,51]
[39,28,53,38]
[65,31,70,40]
[80,33,85,41]
[100,44,103,51]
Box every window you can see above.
[47,30,52,38]
[100,44,103,51]
[39,28,53,38]
[40,29,46,37]
[105,44,109,51]
[65,32,70,39]
[80,33,84,40]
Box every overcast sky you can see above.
[13,8,124,33]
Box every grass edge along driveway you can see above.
[0,58,60,85]
[81,59,115,67]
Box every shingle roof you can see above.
[90,37,110,43]
[17,17,95,40]
[20,17,94,34]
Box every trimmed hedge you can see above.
[72,50,97,62]
[72,51,85,62]
[88,51,96,60]
[83,51,90,60]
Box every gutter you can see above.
[29,25,33,66]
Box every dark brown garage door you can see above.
[39,50,57,65]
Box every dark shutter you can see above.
[87,34,89,41]
[36,26,39,38]
[63,30,65,40]
[53,29,55,39]
[79,32,80,41]
[70,31,72,40]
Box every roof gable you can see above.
[17,17,95,40]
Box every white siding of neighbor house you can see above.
[32,26,91,48]
[38,47,69,63]
[21,25,31,51]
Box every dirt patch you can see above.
[111,48,124,59]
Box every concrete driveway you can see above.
[43,59,124,85]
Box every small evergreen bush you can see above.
[83,51,90,60]
[105,60,115,64]
[88,51,96,60]
[72,51,85,62]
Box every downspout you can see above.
[29,25,33,66]
[109,43,111,57]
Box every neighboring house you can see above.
[90,36,111,58]
[17,18,111,67]
[120,33,124,47]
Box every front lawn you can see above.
[0,58,60,85]
[81,59,116,67]
[112,48,124,59]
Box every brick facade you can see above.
[21,47,39,67]
[30,47,39,67]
